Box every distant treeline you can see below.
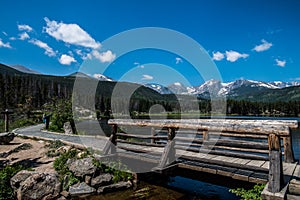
[0,71,299,118]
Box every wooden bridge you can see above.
[101,119,300,199]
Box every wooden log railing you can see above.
[105,119,298,193]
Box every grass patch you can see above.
[229,184,265,200]
[11,143,32,153]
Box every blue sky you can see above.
[0,0,299,86]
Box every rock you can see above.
[60,190,69,198]
[0,132,14,144]
[55,146,72,155]
[67,157,96,177]
[56,196,67,200]
[97,181,132,194]
[10,170,61,200]
[69,182,96,196]
[63,122,73,134]
[10,170,33,190]
[85,175,92,185]
[91,173,113,188]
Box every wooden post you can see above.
[157,127,176,169]
[111,124,117,154]
[267,133,284,193]
[283,135,295,163]
[151,127,156,144]
[103,124,117,155]
[1,109,13,132]
[202,130,209,149]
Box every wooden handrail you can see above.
[108,119,295,136]
[105,118,297,194]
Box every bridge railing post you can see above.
[151,127,156,144]
[157,127,176,169]
[267,133,284,193]
[283,133,295,163]
[103,124,117,155]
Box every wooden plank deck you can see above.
[114,142,298,186]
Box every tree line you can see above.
[0,72,299,120]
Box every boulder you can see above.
[67,157,96,177]
[91,173,113,188]
[69,182,96,196]
[10,170,33,190]
[97,181,132,194]
[10,170,61,200]
[63,122,73,134]
[0,132,14,144]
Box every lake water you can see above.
[75,117,300,200]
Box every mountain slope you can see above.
[11,65,41,74]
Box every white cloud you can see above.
[18,24,33,32]
[142,74,153,80]
[92,50,116,63]
[275,59,286,67]
[29,39,56,57]
[253,39,272,52]
[0,38,12,48]
[212,51,225,61]
[225,50,249,62]
[59,54,77,65]
[9,37,16,41]
[175,57,183,64]
[134,62,145,68]
[19,32,30,40]
[2,31,8,36]
[44,17,101,49]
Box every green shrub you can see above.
[229,184,265,200]
[53,149,77,175]
[93,159,133,183]
[45,140,65,149]
[44,99,76,133]
[62,172,79,191]
[0,165,26,200]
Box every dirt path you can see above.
[0,137,56,173]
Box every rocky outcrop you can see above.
[91,173,113,188]
[97,181,132,194]
[68,182,96,196]
[10,170,61,200]
[67,157,97,177]
[10,156,133,199]
[0,132,14,144]
[63,122,73,135]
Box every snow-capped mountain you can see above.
[144,83,173,94]
[144,79,300,98]
[68,72,113,81]
[92,73,114,81]
[269,81,300,88]
[168,82,188,94]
